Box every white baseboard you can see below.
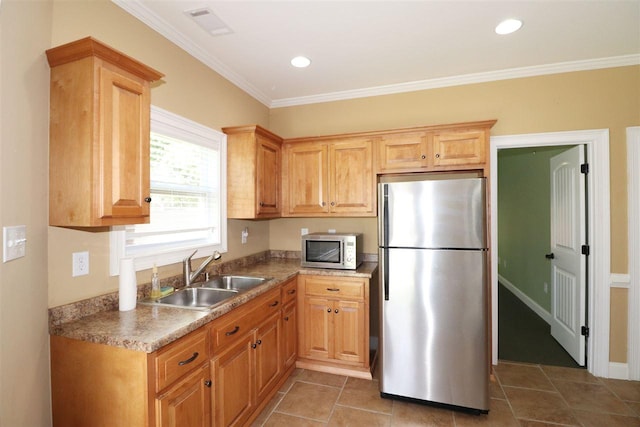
[609,362,629,380]
[499,274,552,325]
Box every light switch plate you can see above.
[3,225,26,262]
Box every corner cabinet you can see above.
[282,137,375,217]
[296,274,373,379]
[46,37,163,227]
[223,125,283,219]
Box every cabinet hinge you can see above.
[581,163,589,174]
[581,326,590,337]
[582,245,590,256]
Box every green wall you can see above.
[497,145,572,312]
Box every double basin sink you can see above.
[141,275,271,311]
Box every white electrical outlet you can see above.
[241,227,249,244]
[3,225,26,262]
[72,251,90,277]
[301,228,308,236]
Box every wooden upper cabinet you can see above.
[284,142,329,215]
[432,128,486,167]
[283,137,375,217]
[330,139,374,214]
[377,131,430,172]
[46,37,163,227]
[223,125,283,219]
[376,120,496,174]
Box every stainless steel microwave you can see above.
[301,232,363,270]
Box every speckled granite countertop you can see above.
[49,257,377,354]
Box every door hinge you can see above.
[581,326,590,337]
[582,245,590,256]
[581,163,589,174]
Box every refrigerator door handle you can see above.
[383,184,390,300]
[383,249,389,300]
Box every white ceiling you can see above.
[114,1,640,108]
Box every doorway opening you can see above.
[497,144,584,368]
[490,129,611,378]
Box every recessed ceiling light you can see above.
[291,56,311,68]
[495,19,523,35]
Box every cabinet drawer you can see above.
[281,278,298,304]
[304,277,365,299]
[211,287,281,352]
[155,328,208,392]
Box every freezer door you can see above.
[379,247,489,411]
[378,178,486,249]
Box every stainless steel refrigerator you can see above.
[378,176,489,413]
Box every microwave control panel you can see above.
[345,241,355,263]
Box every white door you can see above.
[549,145,586,365]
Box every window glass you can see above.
[110,106,226,274]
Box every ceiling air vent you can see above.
[184,8,232,36]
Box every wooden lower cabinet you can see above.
[211,311,283,427]
[255,314,283,403]
[332,299,366,364]
[210,280,296,427]
[282,299,297,368]
[156,364,211,427]
[50,279,298,427]
[211,334,255,427]
[297,274,371,379]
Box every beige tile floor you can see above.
[252,361,640,426]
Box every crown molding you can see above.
[113,1,639,109]
[271,54,640,108]
[112,0,272,107]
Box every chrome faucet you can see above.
[183,250,222,287]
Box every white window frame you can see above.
[110,106,227,275]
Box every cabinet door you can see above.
[301,296,332,360]
[286,143,329,214]
[333,300,366,365]
[432,129,485,167]
[255,313,283,403]
[329,140,375,215]
[212,337,255,427]
[256,135,281,216]
[282,300,297,369]
[98,66,151,221]
[377,131,429,172]
[156,364,211,427]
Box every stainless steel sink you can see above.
[201,275,271,292]
[142,287,238,310]
[140,275,271,311]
